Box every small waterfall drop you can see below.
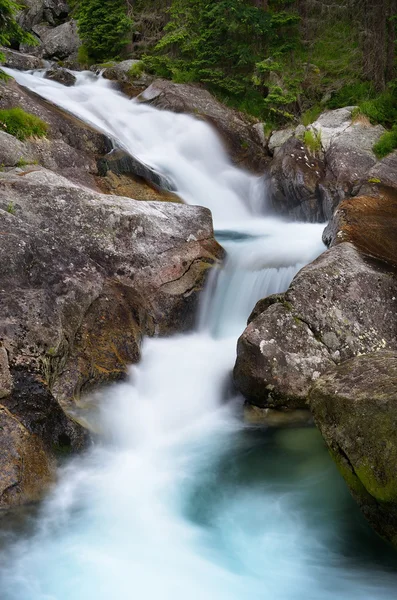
[0,68,396,600]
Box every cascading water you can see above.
[0,69,396,599]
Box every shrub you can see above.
[304,129,322,154]
[301,105,322,126]
[360,90,397,128]
[0,108,48,140]
[127,61,144,80]
[73,0,133,62]
[373,126,397,159]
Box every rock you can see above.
[309,106,356,152]
[268,127,295,156]
[309,351,397,546]
[325,122,385,188]
[234,242,397,408]
[367,150,397,189]
[267,108,390,222]
[323,187,397,269]
[0,76,110,188]
[44,66,76,87]
[17,0,45,31]
[23,20,80,60]
[101,60,153,97]
[0,167,222,405]
[97,171,181,204]
[137,79,268,172]
[0,131,36,167]
[18,0,70,33]
[0,347,12,399]
[41,20,80,59]
[0,405,54,509]
[2,370,88,452]
[98,148,176,192]
[0,47,45,70]
[244,404,313,428]
[267,138,329,222]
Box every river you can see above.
[0,68,396,599]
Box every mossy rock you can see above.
[309,351,397,546]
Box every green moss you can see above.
[304,129,322,154]
[368,177,381,184]
[0,108,48,140]
[15,157,37,168]
[6,201,15,214]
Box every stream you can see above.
[1,69,397,599]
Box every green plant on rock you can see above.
[0,108,48,140]
[6,201,15,214]
[127,61,144,80]
[304,129,322,154]
[373,126,397,159]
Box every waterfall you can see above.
[0,69,396,600]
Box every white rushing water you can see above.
[0,69,396,599]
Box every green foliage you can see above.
[72,0,133,62]
[373,126,397,159]
[6,201,15,215]
[127,61,144,79]
[304,129,322,154]
[360,89,397,128]
[77,44,93,67]
[0,0,38,50]
[327,82,376,110]
[301,105,322,126]
[0,108,48,140]
[144,0,301,122]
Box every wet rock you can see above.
[44,66,76,87]
[0,405,54,509]
[309,351,397,546]
[137,79,268,172]
[0,47,45,71]
[97,171,181,204]
[267,138,329,222]
[98,148,176,192]
[244,404,313,428]
[0,167,222,405]
[323,187,397,269]
[234,242,397,409]
[2,370,88,452]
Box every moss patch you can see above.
[0,108,48,141]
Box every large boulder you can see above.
[309,351,397,546]
[0,167,222,406]
[267,108,388,222]
[44,66,76,87]
[22,20,80,60]
[0,47,45,70]
[234,242,397,408]
[17,0,70,31]
[137,79,268,172]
